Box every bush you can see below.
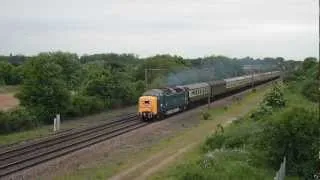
[257,107,320,178]
[201,111,211,120]
[0,108,38,134]
[202,134,226,152]
[171,149,272,180]
[66,95,105,117]
[250,103,273,120]
[263,83,286,108]
[252,88,257,93]
[301,80,319,102]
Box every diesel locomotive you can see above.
[138,71,280,121]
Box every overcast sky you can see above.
[0,0,318,60]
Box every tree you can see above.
[259,107,320,178]
[16,54,71,123]
[0,61,13,84]
[38,52,81,90]
[302,57,317,71]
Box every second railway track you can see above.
[0,113,148,178]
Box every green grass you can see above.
[0,126,53,145]
[54,165,119,180]
[154,149,274,180]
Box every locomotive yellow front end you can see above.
[138,96,158,121]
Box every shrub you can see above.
[202,134,225,152]
[263,83,286,108]
[301,80,319,102]
[252,88,257,93]
[250,103,273,120]
[0,108,38,134]
[66,95,105,117]
[201,111,211,120]
[171,149,272,180]
[257,107,320,178]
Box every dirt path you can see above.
[0,93,19,111]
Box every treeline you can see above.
[165,58,319,179]
[0,52,303,134]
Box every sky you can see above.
[0,0,318,60]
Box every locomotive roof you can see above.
[143,87,186,96]
[142,89,163,96]
[181,82,209,89]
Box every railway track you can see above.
[0,113,148,178]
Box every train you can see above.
[138,71,280,121]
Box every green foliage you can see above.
[66,95,105,117]
[0,61,22,85]
[257,107,319,178]
[79,53,139,65]
[250,103,273,120]
[45,52,81,90]
[302,57,317,71]
[250,83,286,120]
[16,54,71,123]
[168,149,272,180]
[301,80,319,102]
[202,134,226,151]
[0,108,38,134]
[201,111,211,120]
[135,55,188,85]
[262,83,286,108]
